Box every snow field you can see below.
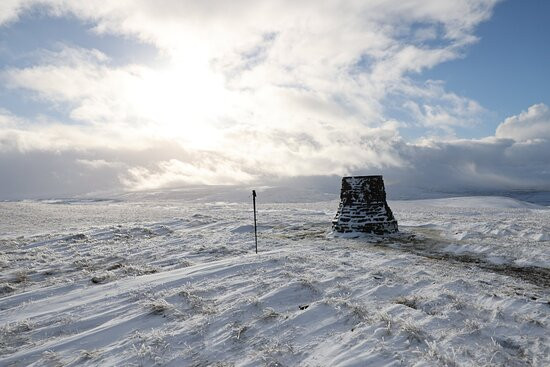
[0,197,548,366]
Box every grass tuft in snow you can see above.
[400,319,428,343]
[41,350,63,366]
[297,276,321,294]
[122,263,158,276]
[243,295,262,308]
[90,271,115,284]
[232,322,250,341]
[325,296,372,323]
[394,296,423,310]
[259,338,296,364]
[79,349,101,361]
[376,311,393,335]
[262,307,280,320]
[0,282,16,295]
[464,319,482,332]
[12,270,29,284]
[515,312,545,328]
[179,288,217,314]
[0,320,34,355]
[145,299,174,316]
[424,340,460,367]
[132,330,170,365]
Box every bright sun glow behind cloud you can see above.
[131,56,229,149]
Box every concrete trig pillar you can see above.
[332,175,398,235]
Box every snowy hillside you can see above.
[0,196,549,366]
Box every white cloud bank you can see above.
[1,0,548,199]
[496,103,550,141]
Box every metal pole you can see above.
[252,190,258,254]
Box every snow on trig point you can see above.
[332,175,398,235]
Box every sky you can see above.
[0,0,549,199]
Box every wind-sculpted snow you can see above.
[392,199,550,269]
[0,197,548,366]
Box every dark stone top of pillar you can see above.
[340,175,388,206]
[342,175,383,179]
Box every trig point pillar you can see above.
[332,175,398,235]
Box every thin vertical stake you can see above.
[252,190,258,254]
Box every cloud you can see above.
[122,159,256,190]
[390,137,550,194]
[1,1,498,129]
[0,149,123,199]
[2,103,548,200]
[495,103,550,141]
[0,0,28,25]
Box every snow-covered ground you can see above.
[0,196,548,366]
